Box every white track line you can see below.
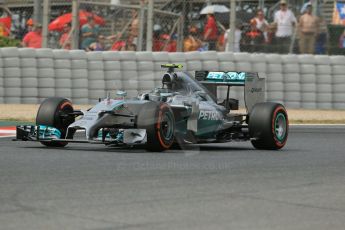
[0,130,16,133]
[0,135,15,138]
[0,129,16,138]
[290,124,345,126]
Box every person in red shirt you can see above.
[160,34,177,52]
[22,24,42,48]
[152,34,164,52]
[203,13,218,50]
[111,40,126,51]
[216,31,226,51]
[242,19,264,53]
[165,39,177,52]
[59,23,71,50]
[111,36,137,51]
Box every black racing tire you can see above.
[249,102,288,150]
[137,102,175,152]
[36,97,75,147]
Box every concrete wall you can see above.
[0,48,344,109]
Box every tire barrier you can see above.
[20,48,38,104]
[103,51,122,101]
[69,50,88,105]
[37,49,55,102]
[53,49,72,101]
[87,51,105,104]
[2,48,21,104]
[330,56,345,110]
[282,54,301,109]
[0,48,345,110]
[136,52,155,93]
[299,55,316,109]
[186,51,203,75]
[314,55,332,109]
[153,52,169,88]
[266,54,284,105]
[0,54,3,104]
[120,51,138,99]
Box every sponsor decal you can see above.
[207,72,225,80]
[227,72,246,82]
[250,87,263,93]
[198,111,222,120]
[206,72,246,83]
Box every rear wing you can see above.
[194,71,266,113]
[195,71,247,86]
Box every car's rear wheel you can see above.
[36,97,75,147]
[137,102,175,152]
[249,102,288,150]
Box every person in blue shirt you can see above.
[80,17,100,50]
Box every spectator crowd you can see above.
[211,0,325,54]
[181,0,329,54]
[0,0,341,54]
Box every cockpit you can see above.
[160,72,215,101]
[138,72,215,103]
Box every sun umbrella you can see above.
[200,5,230,15]
[48,10,105,31]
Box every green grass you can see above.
[0,120,35,127]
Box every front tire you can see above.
[249,102,288,150]
[137,102,175,152]
[36,97,75,147]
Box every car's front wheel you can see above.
[36,97,75,147]
[249,102,288,150]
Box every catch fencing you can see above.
[2,0,345,55]
[0,47,344,110]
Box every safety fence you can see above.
[0,47,344,110]
[2,0,345,55]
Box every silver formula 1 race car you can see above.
[15,64,288,151]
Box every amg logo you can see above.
[251,88,262,93]
[199,111,221,120]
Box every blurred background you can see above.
[0,0,345,55]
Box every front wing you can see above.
[14,125,147,146]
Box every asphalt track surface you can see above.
[1,125,345,230]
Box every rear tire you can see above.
[137,102,175,152]
[249,102,288,150]
[36,97,75,147]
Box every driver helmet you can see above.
[162,73,174,90]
